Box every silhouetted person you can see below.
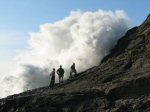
[57,65,64,85]
[49,68,55,89]
[70,63,77,78]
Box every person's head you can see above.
[73,63,75,66]
[53,68,55,71]
[60,65,62,68]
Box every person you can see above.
[57,65,65,84]
[49,68,55,89]
[70,63,77,78]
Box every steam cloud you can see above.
[0,10,130,98]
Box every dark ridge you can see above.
[101,26,138,64]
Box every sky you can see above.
[0,0,149,74]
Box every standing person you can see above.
[49,68,55,89]
[70,63,77,78]
[57,65,65,85]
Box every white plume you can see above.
[0,10,131,98]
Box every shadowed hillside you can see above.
[0,14,150,112]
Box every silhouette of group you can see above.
[49,63,77,89]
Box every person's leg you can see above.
[61,76,62,83]
[60,76,61,83]
[59,76,61,85]
[51,78,54,89]
[50,79,52,89]
[75,69,77,75]
[70,71,72,79]
[53,77,55,88]
[62,76,63,83]
[74,70,77,77]
[52,83,54,89]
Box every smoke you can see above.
[0,10,131,98]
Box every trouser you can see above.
[58,75,64,84]
[50,77,55,89]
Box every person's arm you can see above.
[63,69,65,74]
[57,69,59,74]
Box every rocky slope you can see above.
[0,15,150,112]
